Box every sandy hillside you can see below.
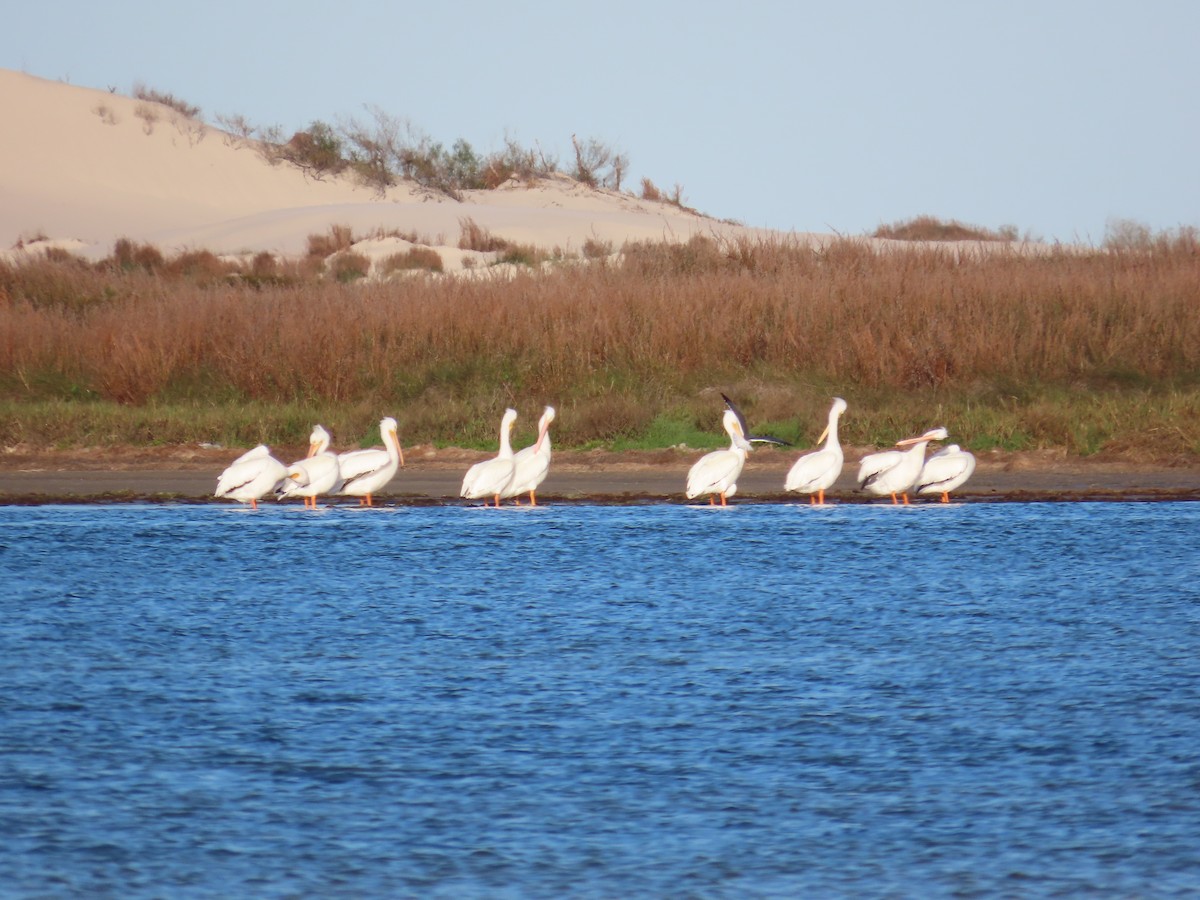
[0,69,793,267]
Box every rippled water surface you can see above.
[2,501,1199,897]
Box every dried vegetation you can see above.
[1,231,1198,455]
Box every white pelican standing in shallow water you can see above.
[503,406,556,506]
[784,397,847,505]
[214,444,288,509]
[276,424,341,509]
[915,443,976,503]
[336,417,403,507]
[461,408,519,507]
[686,409,753,506]
[857,427,948,505]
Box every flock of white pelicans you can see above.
[214,398,977,510]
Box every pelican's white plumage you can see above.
[686,409,752,506]
[215,444,288,509]
[461,408,519,507]
[337,417,403,507]
[785,397,847,504]
[857,427,948,504]
[503,406,556,505]
[915,444,976,502]
[277,424,341,509]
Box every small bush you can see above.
[874,215,1018,242]
[569,394,655,443]
[339,107,404,196]
[307,225,356,259]
[582,238,613,259]
[215,113,256,145]
[621,235,731,276]
[458,218,510,253]
[330,252,371,282]
[640,178,694,212]
[165,250,237,282]
[108,238,165,273]
[133,102,159,134]
[382,247,444,274]
[495,244,548,268]
[277,122,346,178]
[570,135,629,189]
[478,136,557,189]
[250,252,278,278]
[132,83,201,119]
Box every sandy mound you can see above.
[0,69,793,268]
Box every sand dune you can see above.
[0,68,788,267]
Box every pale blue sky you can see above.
[4,0,1196,242]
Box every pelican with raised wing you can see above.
[215,444,288,510]
[915,443,976,503]
[461,408,519,508]
[721,393,789,447]
[277,424,341,509]
[686,409,753,506]
[857,427,948,505]
[785,397,847,505]
[503,405,556,506]
[337,417,403,507]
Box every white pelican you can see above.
[857,427,948,504]
[276,424,341,509]
[686,408,753,506]
[336,417,404,507]
[784,397,847,505]
[461,408,519,507]
[915,444,976,503]
[721,393,789,446]
[215,444,288,509]
[503,406,556,506]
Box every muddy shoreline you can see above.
[3,445,1200,504]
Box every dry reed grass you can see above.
[1,234,1198,453]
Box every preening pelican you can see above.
[215,444,288,509]
[686,409,753,506]
[857,427,948,504]
[785,397,847,505]
[337,417,403,507]
[461,408,519,507]
[915,444,976,503]
[721,393,789,446]
[503,406,556,506]
[277,424,341,509]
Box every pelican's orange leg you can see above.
[902,493,910,506]
[941,492,950,503]
[890,493,898,505]
[817,489,826,505]
[719,492,728,507]
[529,491,537,507]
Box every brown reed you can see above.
[1,233,1198,452]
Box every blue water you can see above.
[1,501,1198,898]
